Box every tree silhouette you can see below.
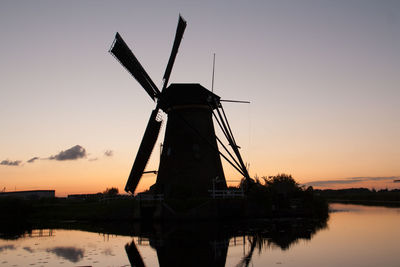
[103,187,119,196]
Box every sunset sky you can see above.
[1,1,399,196]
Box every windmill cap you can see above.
[159,83,221,111]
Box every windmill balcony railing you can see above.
[208,189,245,199]
[135,194,164,202]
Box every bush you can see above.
[241,173,328,218]
[103,187,119,196]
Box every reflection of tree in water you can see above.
[236,218,328,267]
[46,246,85,263]
[126,217,328,267]
[0,222,32,240]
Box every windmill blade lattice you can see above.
[125,108,162,194]
[162,15,187,90]
[110,33,160,101]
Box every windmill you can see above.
[110,15,251,199]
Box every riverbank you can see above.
[316,188,400,207]
[0,195,329,241]
[328,199,400,207]
[0,195,327,223]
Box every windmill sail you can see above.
[125,109,162,194]
[162,15,187,90]
[110,33,160,101]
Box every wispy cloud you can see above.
[0,160,22,166]
[49,145,87,161]
[304,176,400,187]
[27,157,40,163]
[104,150,113,157]
[4,145,110,165]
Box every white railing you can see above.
[208,189,244,199]
[100,194,134,202]
[135,194,164,201]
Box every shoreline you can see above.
[328,199,400,207]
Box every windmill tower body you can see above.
[155,84,227,199]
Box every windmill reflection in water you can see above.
[124,218,328,267]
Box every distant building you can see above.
[0,190,55,199]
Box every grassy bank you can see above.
[0,197,138,233]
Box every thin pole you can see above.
[216,106,250,180]
[220,104,238,146]
[211,53,216,92]
[215,133,243,172]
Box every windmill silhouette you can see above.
[110,15,251,200]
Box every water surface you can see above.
[1,203,399,266]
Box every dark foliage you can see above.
[103,187,119,196]
[241,174,329,219]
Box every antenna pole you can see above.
[211,53,216,92]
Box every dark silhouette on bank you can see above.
[110,15,331,221]
[109,15,254,216]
